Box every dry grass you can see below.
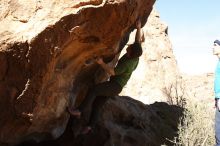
[163,78,186,108]
[163,77,215,146]
[171,99,215,146]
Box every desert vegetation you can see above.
[163,75,215,146]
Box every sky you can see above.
[155,0,220,75]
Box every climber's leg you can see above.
[79,81,122,123]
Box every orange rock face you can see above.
[0,0,155,145]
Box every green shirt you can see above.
[110,54,139,87]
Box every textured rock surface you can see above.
[18,96,184,146]
[0,0,155,145]
[75,96,183,146]
[121,9,179,104]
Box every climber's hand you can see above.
[136,19,141,29]
[96,57,104,65]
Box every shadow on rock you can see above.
[17,96,184,146]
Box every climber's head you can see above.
[213,39,220,56]
[126,42,142,58]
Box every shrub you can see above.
[163,76,215,146]
[172,99,215,146]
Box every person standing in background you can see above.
[213,39,220,146]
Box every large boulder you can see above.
[69,96,183,146]
[0,0,155,145]
[18,96,184,146]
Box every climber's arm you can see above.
[135,19,145,43]
[96,58,115,76]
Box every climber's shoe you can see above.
[80,126,92,135]
[68,107,81,118]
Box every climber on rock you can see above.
[68,19,144,134]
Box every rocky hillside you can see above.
[181,73,214,104]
